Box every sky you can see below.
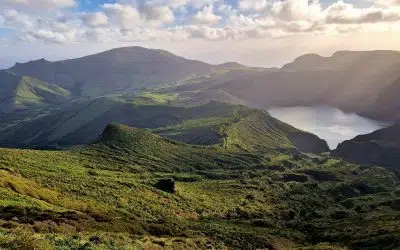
[1,0,400,68]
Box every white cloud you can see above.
[1,0,400,45]
[271,0,323,21]
[82,12,108,27]
[325,1,400,24]
[238,0,267,12]
[103,3,142,29]
[26,29,77,43]
[192,5,221,25]
[5,0,76,8]
[2,9,35,29]
[141,4,175,26]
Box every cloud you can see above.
[1,0,400,45]
[141,4,175,26]
[103,3,142,29]
[82,12,108,27]
[192,5,221,25]
[4,0,76,8]
[325,1,400,24]
[238,0,267,12]
[2,9,35,29]
[25,29,77,43]
[271,0,323,21]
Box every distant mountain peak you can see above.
[16,58,50,65]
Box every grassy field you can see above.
[0,122,399,249]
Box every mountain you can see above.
[7,49,400,122]
[159,50,400,122]
[281,50,400,72]
[8,47,256,97]
[0,95,329,153]
[0,70,70,113]
[333,124,400,170]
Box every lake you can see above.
[268,106,389,149]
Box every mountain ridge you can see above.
[7,46,262,98]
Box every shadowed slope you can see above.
[333,124,400,169]
[0,70,70,112]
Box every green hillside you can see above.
[0,96,329,153]
[0,70,70,112]
[0,124,398,249]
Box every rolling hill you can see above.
[0,70,70,113]
[0,95,329,153]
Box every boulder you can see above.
[154,178,176,193]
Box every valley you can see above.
[0,47,399,249]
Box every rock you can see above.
[154,178,176,193]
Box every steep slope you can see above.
[333,124,400,169]
[0,70,70,112]
[8,47,254,97]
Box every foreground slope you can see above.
[333,124,400,170]
[0,124,399,249]
[0,70,70,112]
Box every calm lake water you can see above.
[268,106,389,149]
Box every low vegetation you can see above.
[0,122,398,249]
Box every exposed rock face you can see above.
[288,132,330,154]
[154,179,176,193]
[333,124,400,170]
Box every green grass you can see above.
[15,76,70,106]
[138,92,178,104]
[0,123,398,249]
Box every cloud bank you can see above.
[0,0,399,44]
